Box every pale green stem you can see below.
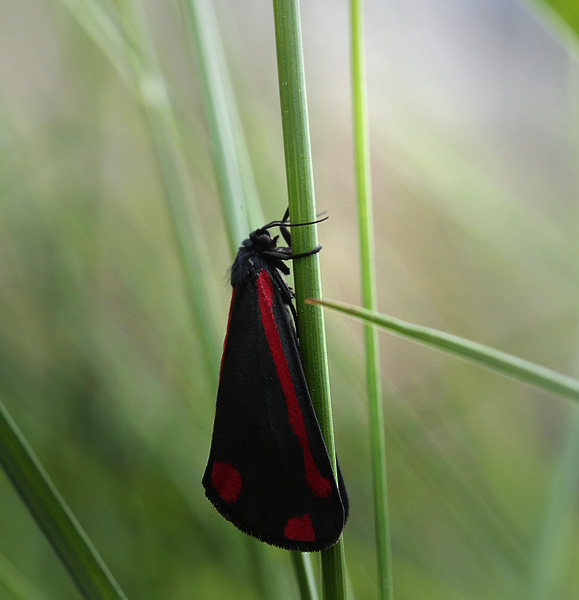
[272,0,347,598]
[350,0,393,598]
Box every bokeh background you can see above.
[1,0,578,598]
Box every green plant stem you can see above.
[291,553,320,600]
[63,0,223,381]
[308,299,579,403]
[59,0,135,92]
[272,1,347,598]
[180,0,258,247]
[528,409,579,599]
[350,1,392,598]
[121,0,222,379]
[528,52,579,598]
[0,400,127,600]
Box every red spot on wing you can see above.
[284,514,315,542]
[219,287,237,377]
[212,461,242,503]
[257,270,332,498]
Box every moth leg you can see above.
[289,246,323,259]
[280,207,327,252]
[262,245,323,262]
[268,271,302,347]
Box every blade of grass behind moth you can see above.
[272,1,347,598]
[0,399,128,600]
[308,299,579,404]
[62,0,223,381]
[291,552,320,600]
[527,56,579,599]
[120,0,223,380]
[59,0,135,92]
[178,2,289,597]
[350,1,392,598]
[527,408,579,599]
[180,0,263,245]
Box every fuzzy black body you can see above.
[202,216,348,552]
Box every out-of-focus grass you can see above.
[0,1,578,599]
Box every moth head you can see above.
[249,227,277,250]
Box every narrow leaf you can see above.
[308,299,579,403]
[0,400,128,600]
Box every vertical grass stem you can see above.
[350,1,393,598]
[272,0,347,598]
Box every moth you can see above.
[202,210,348,551]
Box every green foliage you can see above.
[528,0,579,36]
[0,401,127,599]
[0,1,578,599]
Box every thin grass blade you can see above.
[350,1,392,597]
[272,0,347,598]
[179,0,257,248]
[0,400,128,600]
[308,299,579,403]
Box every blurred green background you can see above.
[1,0,578,598]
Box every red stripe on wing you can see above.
[257,270,332,499]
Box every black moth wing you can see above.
[203,261,347,552]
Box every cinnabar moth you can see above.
[202,210,348,552]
